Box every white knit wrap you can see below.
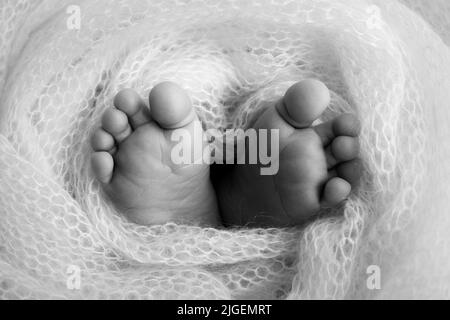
[0,0,449,299]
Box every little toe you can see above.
[149,82,196,130]
[322,177,351,208]
[315,113,361,146]
[91,129,116,153]
[326,136,360,168]
[114,89,151,129]
[91,152,114,184]
[277,79,331,129]
[102,108,132,144]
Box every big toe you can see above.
[277,79,331,129]
[149,82,196,130]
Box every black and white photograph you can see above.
[0,0,449,305]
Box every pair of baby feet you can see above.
[91,80,361,228]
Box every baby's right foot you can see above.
[91,82,220,226]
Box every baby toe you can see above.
[326,136,360,168]
[149,82,196,130]
[314,113,361,147]
[333,114,361,138]
[91,129,116,153]
[102,108,132,144]
[278,79,330,129]
[322,177,351,208]
[91,152,114,184]
[336,159,363,189]
[114,89,151,129]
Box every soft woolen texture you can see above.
[0,0,449,299]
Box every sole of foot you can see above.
[214,79,362,228]
[91,82,220,226]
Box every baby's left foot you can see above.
[215,80,362,227]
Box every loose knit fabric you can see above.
[0,0,449,299]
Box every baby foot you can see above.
[215,80,362,227]
[91,82,220,226]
